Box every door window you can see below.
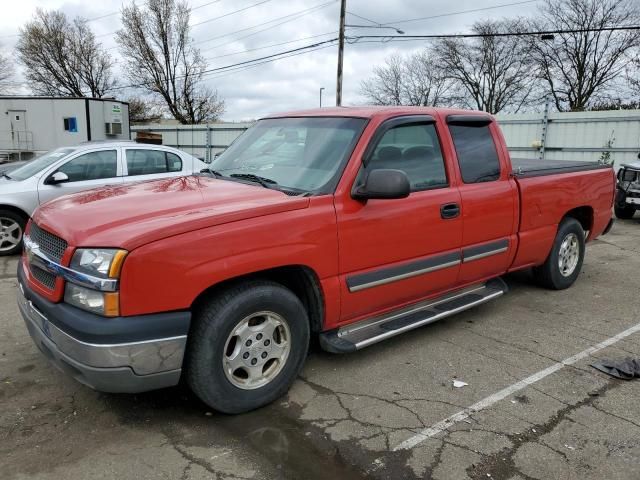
[57,150,118,182]
[366,123,448,191]
[449,125,501,183]
[126,149,183,176]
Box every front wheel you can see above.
[186,281,310,414]
[533,218,585,290]
[614,204,636,219]
[0,209,27,256]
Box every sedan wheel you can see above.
[0,216,23,254]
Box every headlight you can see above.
[65,283,120,317]
[70,248,127,279]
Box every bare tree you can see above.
[360,51,452,106]
[117,0,225,124]
[16,9,115,97]
[626,52,640,101]
[529,0,640,111]
[433,19,537,114]
[126,95,164,123]
[0,48,15,94]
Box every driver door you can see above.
[37,148,124,205]
[336,117,463,323]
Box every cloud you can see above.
[1,0,542,120]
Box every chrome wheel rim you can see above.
[558,233,580,277]
[0,217,22,252]
[222,311,291,390]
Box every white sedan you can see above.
[0,141,207,255]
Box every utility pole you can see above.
[335,0,346,106]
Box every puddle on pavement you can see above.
[105,384,367,480]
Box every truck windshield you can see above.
[9,148,77,181]
[209,117,367,193]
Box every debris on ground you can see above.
[591,358,640,380]
[453,380,468,388]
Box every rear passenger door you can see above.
[123,148,185,181]
[446,115,518,285]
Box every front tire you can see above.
[533,218,585,290]
[186,281,310,414]
[0,209,27,256]
[614,204,636,219]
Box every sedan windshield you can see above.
[209,117,366,193]
[9,148,77,181]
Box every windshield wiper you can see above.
[229,173,279,189]
[1,172,12,180]
[200,168,224,178]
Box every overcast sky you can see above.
[0,0,542,121]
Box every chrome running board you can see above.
[319,278,508,353]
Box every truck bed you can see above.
[511,158,611,178]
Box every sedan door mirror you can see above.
[352,169,410,200]
[45,171,69,185]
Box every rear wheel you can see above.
[533,218,585,290]
[614,204,636,219]
[0,209,27,256]
[186,281,310,414]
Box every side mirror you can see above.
[45,171,69,185]
[352,169,410,200]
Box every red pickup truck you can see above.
[18,107,615,413]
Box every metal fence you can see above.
[495,109,640,169]
[130,123,253,161]
[133,110,640,169]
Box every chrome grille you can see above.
[30,265,57,290]
[29,223,67,262]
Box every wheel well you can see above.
[563,206,593,233]
[191,265,325,333]
[0,205,29,222]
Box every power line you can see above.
[97,0,266,38]
[103,0,334,52]
[201,42,337,80]
[379,0,539,26]
[347,24,640,41]
[88,0,222,23]
[196,0,336,48]
[201,30,337,62]
[345,11,380,26]
[110,37,338,91]
[191,0,272,28]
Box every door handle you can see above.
[440,203,460,219]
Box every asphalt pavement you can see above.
[2,218,640,479]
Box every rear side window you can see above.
[125,150,183,176]
[449,125,501,183]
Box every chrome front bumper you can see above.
[18,282,186,393]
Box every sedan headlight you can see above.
[65,283,120,317]
[70,248,127,279]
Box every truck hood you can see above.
[33,176,310,251]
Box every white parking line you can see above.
[393,321,640,451]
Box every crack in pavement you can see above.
[465,380,620,480]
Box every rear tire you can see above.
[186,281,310,414]
[533,218,585,290]
[0,209,27,256]
[614,204,636,219]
